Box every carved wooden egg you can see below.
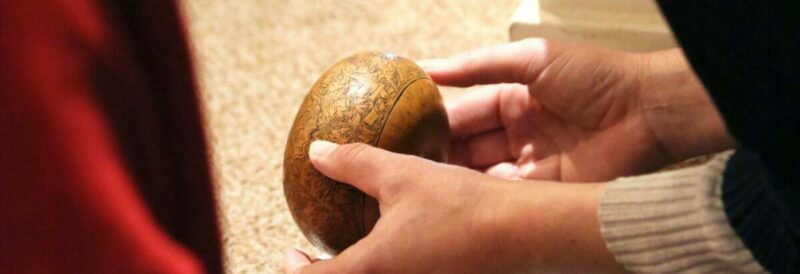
[283,52,450,254]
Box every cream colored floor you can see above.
[180,1,518,272]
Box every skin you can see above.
[284,38,735,273]
[432,39,733,182]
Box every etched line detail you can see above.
[359,76,427,236]
[284,51,431,253]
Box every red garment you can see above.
[0,0,221,273]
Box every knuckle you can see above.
[518,38,550,81]
[355,257,381,273]
[337,143,371,168]
[496,83,518,94]
[384,155,428,186]
[453,49,480,69]
[371,154,418,201]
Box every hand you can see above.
[423,39,733,182]
[284,141,623,274]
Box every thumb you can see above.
[309,140,428,202]
[284,248,349,274]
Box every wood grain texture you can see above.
[283,52,449,254]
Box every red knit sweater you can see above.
[0,0,221,273]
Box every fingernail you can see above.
[284,249,311,273]
[519,161,537,178]
[417,58,448,70]
[309,140,338,159]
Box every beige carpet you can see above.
[180,1,519,272]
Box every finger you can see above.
[284,249,313,274]
[519,155,561,181]
[446,85,501,137]
[309,141,429,202]
[448,138,470,167]
[446,84,527,137]
[466,130,512,167]
[447,84,528,137]
[422,38,558,87]
[484,162,521,179]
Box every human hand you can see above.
[284,141,622,273]
[423,39,733,182]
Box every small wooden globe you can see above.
[283,52,450,254]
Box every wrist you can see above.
[490,180,624,273]
[635,49,735,161]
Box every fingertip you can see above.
[417,58,448,71]
[485,162,521,180]
[426,68,460,87]
[284,249,312,274]
[443,101,462,132]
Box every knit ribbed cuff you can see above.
[599,151,766,273]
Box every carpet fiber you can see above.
[180,1,518,272]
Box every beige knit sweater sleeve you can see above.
[598,152,767,273]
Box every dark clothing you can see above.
[658,1,800,273]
